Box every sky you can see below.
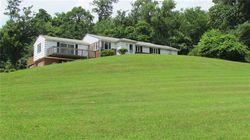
[0,0,214,27]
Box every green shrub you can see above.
[118,48,128,55]
[189,30,250,62]
[101,50,115,57]
[3,60,16,73]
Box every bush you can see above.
[101,50,115,57]
[118,48,128,55]
[3,60,16,73]
[189,30,250,62]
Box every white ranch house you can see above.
[83,34,178,55]
[27,34,178,67]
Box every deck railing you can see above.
[47,46,91,58]
[47,46,100,59]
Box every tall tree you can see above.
[212,0,239,5]
[234,22,250,50]
[52,7,94,39]
[130,0,159,24]
[180,7,209,45]
[92,0,118,21]
[32,9,53,36]
[1,5,35,70]
[212,0,250,21]
[4,0,21,20]
[151,0,178,45]
[238,0,250,21]
[208,4,244,30]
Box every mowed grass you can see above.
[1,55,250,140]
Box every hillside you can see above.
[1,55,250,139]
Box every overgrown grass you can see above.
[1,55,250,139]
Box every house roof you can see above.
[41,35,89,45]
[86,34,178,51]
[86,34,120,42]
[136,41,179,51]
[119,38,137,43]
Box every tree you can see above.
[130,0,159,24]
[150,0,178,45]
[208,4,244,30]
[134,21,153,42]
[180,7,209,45]
[190,30,249,62]
[238,0,250,21]
[4,0,21,20]
[1,1,36,70]
[234,22,250,50]
[212,0,250,22]
[52,7,94,39]
[32,9,53,36]
[93,19,117,36]
[212,0,239,5]
[92,0,118,21]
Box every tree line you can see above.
[0,0,250,72]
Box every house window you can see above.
[60,43,67,48]
[129,44,133,51]
[37,43,41,53]
[135,46,143,53]
[102,42,111,50]
[68,44,74,54]
[150,48,161,54]
[58,43,75,54]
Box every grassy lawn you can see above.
[1,55,250,139]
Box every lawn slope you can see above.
[1,55,250,140]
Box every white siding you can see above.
[170,50,178,55]
[33,36,46,62]
[111,42,118,50]
[78,44,89,56]
[33,37,90,62]
[115,42,136,55]
[116,42,127,55]
[160,49,178,55]
[160,49,170,55]
[142,47,150,53]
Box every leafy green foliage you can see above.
[234,22,250,50]
[130,0,159,24]
[208,4,244,30]
[118,48,128,54]
[4,0,21,20]
[0,4,35,71]
[101,49,115,57]
[92,0,118,21]
[180,7,209,45]
[190,30,249,62]
[52,7,94,39]
[213,0,250,21]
